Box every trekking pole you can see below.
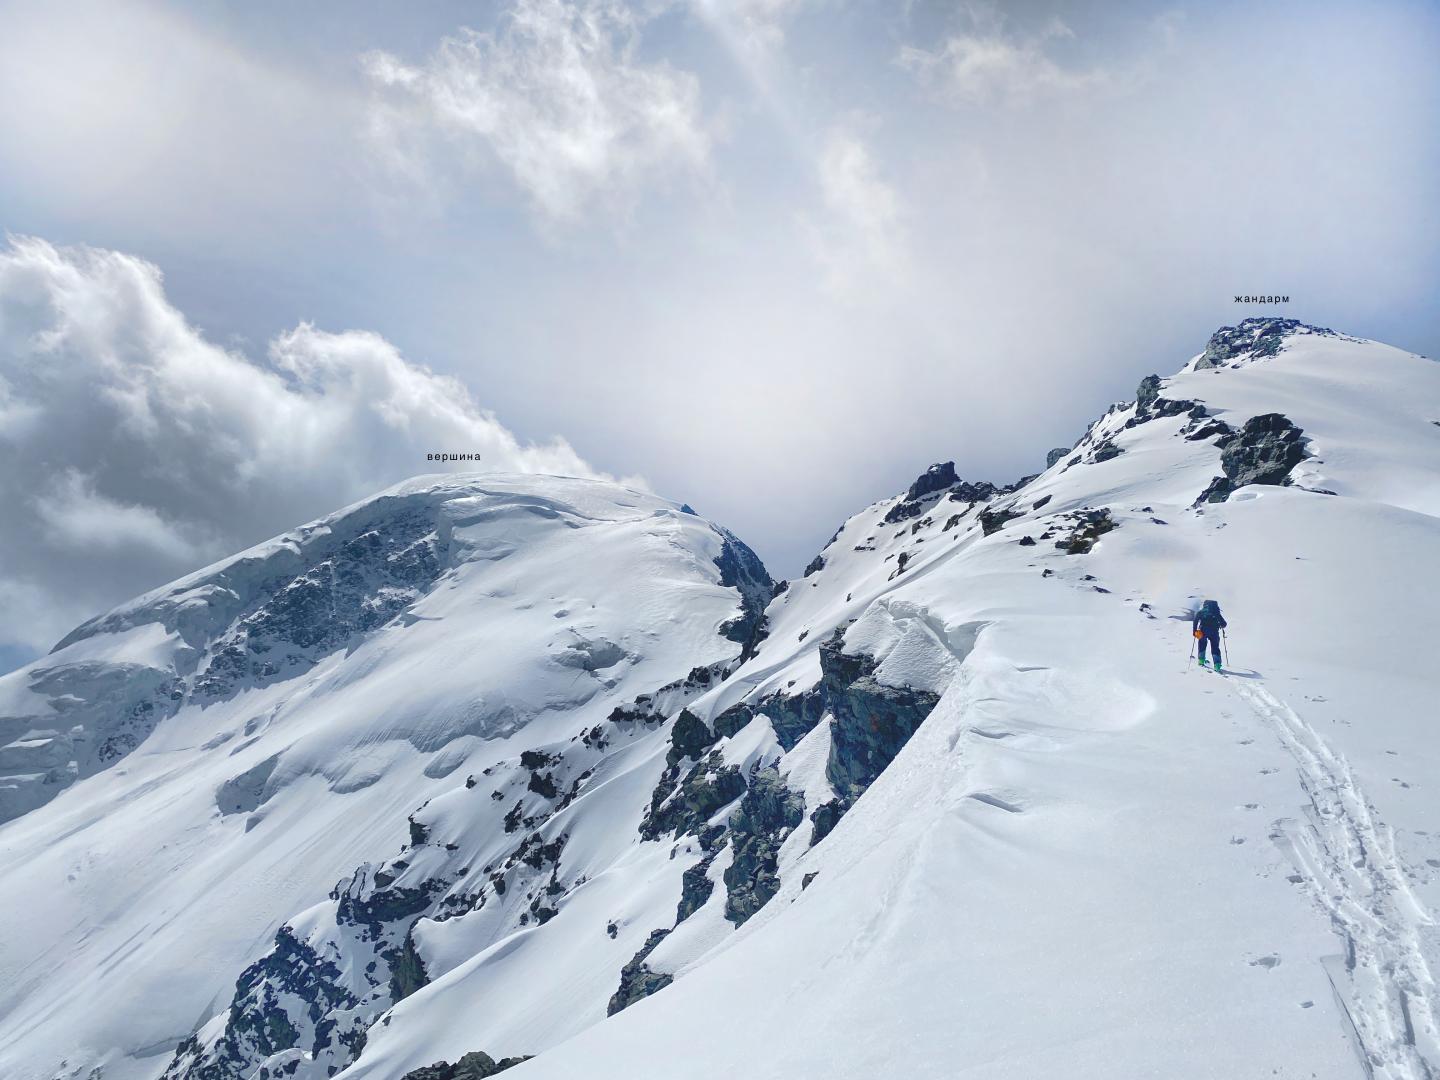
[1222,628,1229,668]
[1186,631,1196,672]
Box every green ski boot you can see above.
[1197,656,1207,669]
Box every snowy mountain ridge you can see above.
[2,318,1438,1080]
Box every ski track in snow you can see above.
[1235,682,1439,1080]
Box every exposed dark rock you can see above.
[753,686,826,751]
[526,771,559,799]
[608,929,674,1015]
[641,752,745,841]
[979,506,1021,535]
[885,464,999,524]
[1055,509,1117,555]
[819,629,941,803]
[192,511,445,702]
[1046,447,1071,469]
[1196,317,1339,369]
[906,461,959,500]
[1032,495,1052,510]
[511,831,567,872]
[1136,374,1163,411]
[809,798,846,846]
[163,925,361,1080]
[713,703,754,739]
[667,709,719,766]
[1195,412,1308,505]
[1092,439,1123,463]
[399,1049,531,1080]
[1018,536,1036,547]
[1185,418,1234,442]
[946,480,1001,503]
[676,855,717,923]
[713,528,774,661]
[388,927,428,1002]
[336,878,441,933]
[803,553,826,578]
[723,768,805,926]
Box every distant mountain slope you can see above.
[3,320,1437,1080]
[0,475,769,1080]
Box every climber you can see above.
[1192,599,1227,671]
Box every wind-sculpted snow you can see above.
[7,322,1440,1080]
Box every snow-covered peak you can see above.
[0,473,770,827]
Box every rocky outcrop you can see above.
[713,529,774,661]
[676,855,718,923]
[819,630,941,804]
[905,462,960,502]
[883,463,1000,524]
[666,709,719,766]
[163,926,364,1080]
[808,798,846,846]
[1195,317,1341,369]
[695,684,826,756]
[1054,509,1117,554]
[1195,413,1308,504]
[1124,374,1199,432]
[1091,439,1123,463]
[723,768,805,926]
[192,512,445,702]
[641,751,746,841]
[170,714,619,1080]
[400,1050,531,1080]
[1046,447,1071,469]
[979,506,1021,536]
[608,929,674,1015]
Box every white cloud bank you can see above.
[899,18,1110,106]
[363,0,711,224]
[0,236,604,658]
[806,124,906,291]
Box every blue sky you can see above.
[0,0,1436,668]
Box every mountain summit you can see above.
[2,320,1437,1080]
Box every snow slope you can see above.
[3,319,1438,1080]
[0,475,768,1080]
[491,321,1440,1080]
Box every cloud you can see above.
[35,470,223,563]
[0,0,361,251]
[363,0,711,224]
[898,18,1109,106]
[690,0,804,69]
[0,236,605,659]
[804,125,906,290]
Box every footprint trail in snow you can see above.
[1236,683,1439,1080]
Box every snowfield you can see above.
[1,320,1436,1080]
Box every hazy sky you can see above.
[0,0,1437,671]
